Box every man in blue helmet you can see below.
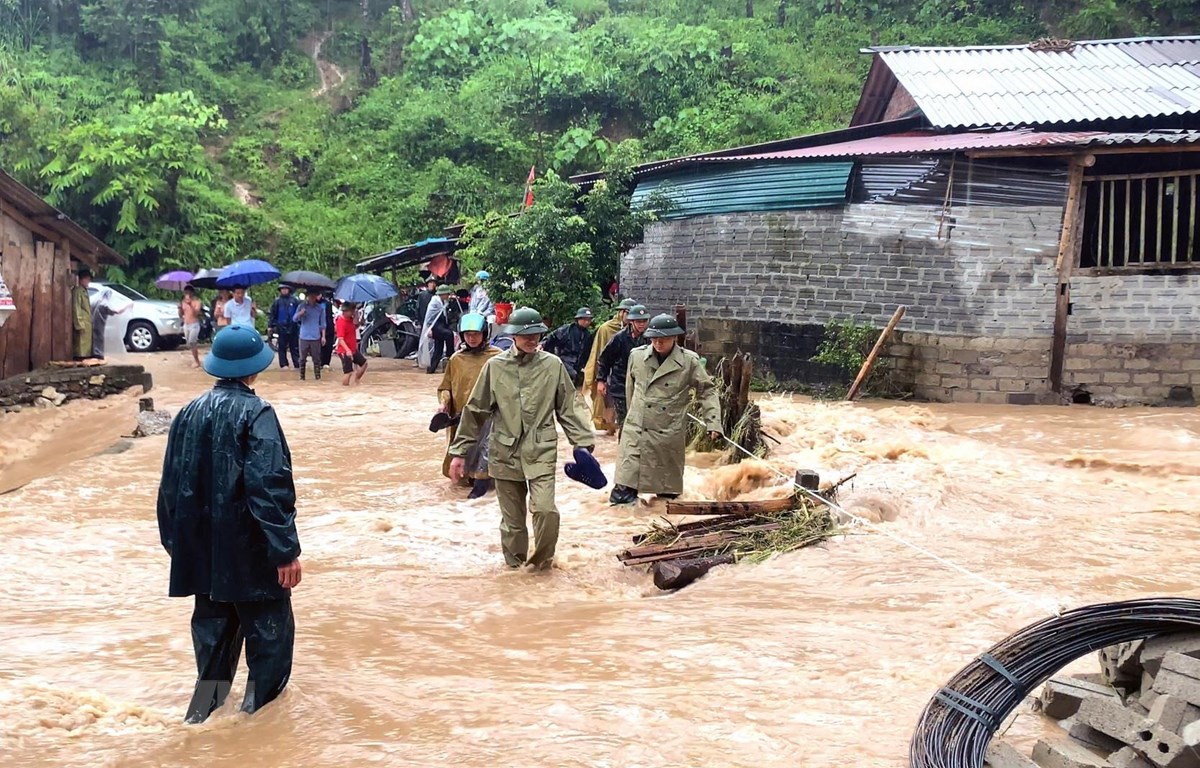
[469,270,494,317]
[156,323,303,723]
[437,312,502,498]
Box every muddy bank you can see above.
[2,348,1199,766]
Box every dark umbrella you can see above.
[280,270,336,291]
[190,268,221,290]
[216,259,281,288]
[334,274,398,304]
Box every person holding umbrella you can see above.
[223,286,257,327]
[293,291,326,381]
[267,285,300,369]
[216,260,281,331]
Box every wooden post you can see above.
[51,241,70,363]
[846,306,906,401]
[1050,156,1089,394]
[30,240,55,370]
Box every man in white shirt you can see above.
[223,286,257,327]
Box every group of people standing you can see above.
[70,267,129,361]
[263,285,368,386]
[154,277,723,725]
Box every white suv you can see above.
[88,281,184,352]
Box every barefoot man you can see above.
[180,285,204,367]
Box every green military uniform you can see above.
[71,283,92,359]
[615,341,722,496]
[449,338,595,568]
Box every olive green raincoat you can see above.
[449,347,594,480]
[582,315,622,430]
[72,284,92,359]
[615,344,722,495]
[438,344,501,479]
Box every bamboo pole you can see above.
[1158,177,1165,262]
[1107,180,1115,267]
[1141,178,1148,264]
[846,306,906,401]
[1172,175,1180,264]
[1098,179,1106,267]
[1125,178,1131,266]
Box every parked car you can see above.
[87,281,185,353]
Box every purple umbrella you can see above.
[156,270,195,291]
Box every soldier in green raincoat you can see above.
[72,267,93,360]
[610,314,723,505]
[449,307,595,569]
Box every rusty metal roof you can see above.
[640,129,1200,168]
[868,36,1200,129]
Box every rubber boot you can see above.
[609,484,638,505]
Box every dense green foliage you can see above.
[0,0,1189,294]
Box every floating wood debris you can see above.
[621,470,847,591]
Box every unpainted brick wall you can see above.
[622,205,1062,340]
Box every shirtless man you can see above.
[180,285,204,368]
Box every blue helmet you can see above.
[476,270,490,281]
[459,312,487,333]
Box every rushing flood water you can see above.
[2,350,1199,767]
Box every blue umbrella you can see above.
[216,259,281,288]
[335,274,398,303]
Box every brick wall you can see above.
[623,206,1200,406]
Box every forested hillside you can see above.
[0,0,1191,289]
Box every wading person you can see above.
[268,285,300,369]
[72,268,93,360]
[320,294,336,370]
[180,285,204,368]
[596,305,650,431]
[293,291,326,381]
[91,287,129,360]
[542,307,594,390]
[609,314,722,505]
[156,323,302,724]
[583,298,636,434]
[449,307,594,569]
[223,286,257,327]
[335,302,367,386]
[437,312,501,498]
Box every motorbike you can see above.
[359,300,420,359]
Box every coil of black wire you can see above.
[909,597,1200,768]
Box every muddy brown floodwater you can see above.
[2,349,1199,767]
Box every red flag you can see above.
[523,165,536,208]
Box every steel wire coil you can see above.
[909,598,1200,768]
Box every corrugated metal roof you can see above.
[668,129,1200,164]
[631,162,854,219]
[871,36,1200,129]
[0,169,122,266]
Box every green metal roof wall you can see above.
[631,161,854,219]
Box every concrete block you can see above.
[1149,695,1200,734]
[1101,642,1146,689]
[1031,738,1110,768]
[1154,652,1200,706]
[985,739,1038,768]
[1076,697,1198,768]
[1109,747,1157,768]
[1144,638,1200,677]
[1068,721,1127,753]
[1041,677,1123,720]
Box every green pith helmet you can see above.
[644,313,684,338]
[503,306,550,336]
[617,298,638,310]
[436,284,453,295]
[626,305,650,322]
[574,307,593,320]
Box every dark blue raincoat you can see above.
[156,380,302,602]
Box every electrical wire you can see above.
[909,598,1200,768]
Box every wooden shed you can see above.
[0,168,123,379]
